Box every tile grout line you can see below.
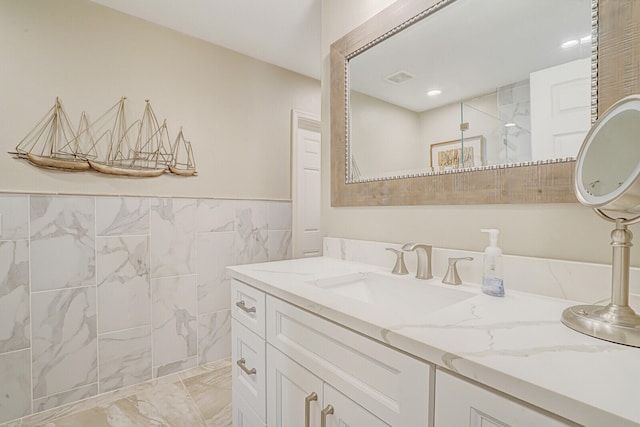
[195,202,200,367]
[150,199,155,379]
[94,196,101,396]
[28,194,33,419]
[178,375,210,426]
[30,382,99,404]
[30,284,98,295]
[0,347,32,357]
[96,323,153,338]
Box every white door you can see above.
[291,110,322,258]
[530,57,592,161]
[266,344,323,427]
[322,384,390,427]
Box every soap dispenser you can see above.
[480,229,504,297]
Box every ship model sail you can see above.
[12,97,96,171]
[11,96,197,177]
[169,127,197,176]
[88,98,169,177]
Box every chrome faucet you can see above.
[401,243,433,280]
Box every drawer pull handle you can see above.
[305,392,318,427]
[321,404,334,427]
[236,358,256,376]
[235,300,256,314]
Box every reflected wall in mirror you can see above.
[347,0,595,182]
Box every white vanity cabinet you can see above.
[231,280,267,426]
[434,370,573,427]
[231,278,433,427]
[267,344,391,427]
[266,293,432,426]
[232,278,583,427]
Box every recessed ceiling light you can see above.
[426,90,442,96]
[580,35,592,44]
[561,39,579,49]
[504,122,516,128]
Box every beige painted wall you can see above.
[350,91,422,177]
[321,0,632,266]
[1,0,320,200]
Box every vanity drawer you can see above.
[231,319,266,422]
[266,295,432,427]
[231,279,266,338]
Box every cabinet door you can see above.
[233,392,265,427]
[322,384,390,427]
[435,370,572,427]
[232,319,266,421]
[267,344,324,427]
[267,296,431,426]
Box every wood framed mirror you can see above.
[330,0,639,206]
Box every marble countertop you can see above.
[227,257,640,427]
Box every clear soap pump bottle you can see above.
[480,229,504,297]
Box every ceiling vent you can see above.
[385,70,415,84]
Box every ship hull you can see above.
[27,153,90,171]
[89,160,166,177]
[168,165,197,176]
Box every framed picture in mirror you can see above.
[430,135,484,172]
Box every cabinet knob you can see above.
[305,392,318,427]
[235,300,256,313]
[321,404,334,427]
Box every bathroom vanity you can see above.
[227,244,640,427]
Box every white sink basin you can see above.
[306,272,474,313]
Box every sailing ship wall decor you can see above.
[10,96,197,177]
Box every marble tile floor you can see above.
[1,359,231,427]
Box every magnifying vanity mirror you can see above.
[330,0,611,206]
[562,95,640,347]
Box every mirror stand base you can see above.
[561,304,640,347]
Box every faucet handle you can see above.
[442,257,474,285]
[386,248,409,275]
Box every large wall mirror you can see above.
[348,0,594,182]
[331,0,639,206]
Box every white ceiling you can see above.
[89,0,592,107]
[89,0,322,79]
[350,0,593,112]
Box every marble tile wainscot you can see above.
[0,193,292,425]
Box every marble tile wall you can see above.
[0,194,292,424]
[497,80,532,164]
